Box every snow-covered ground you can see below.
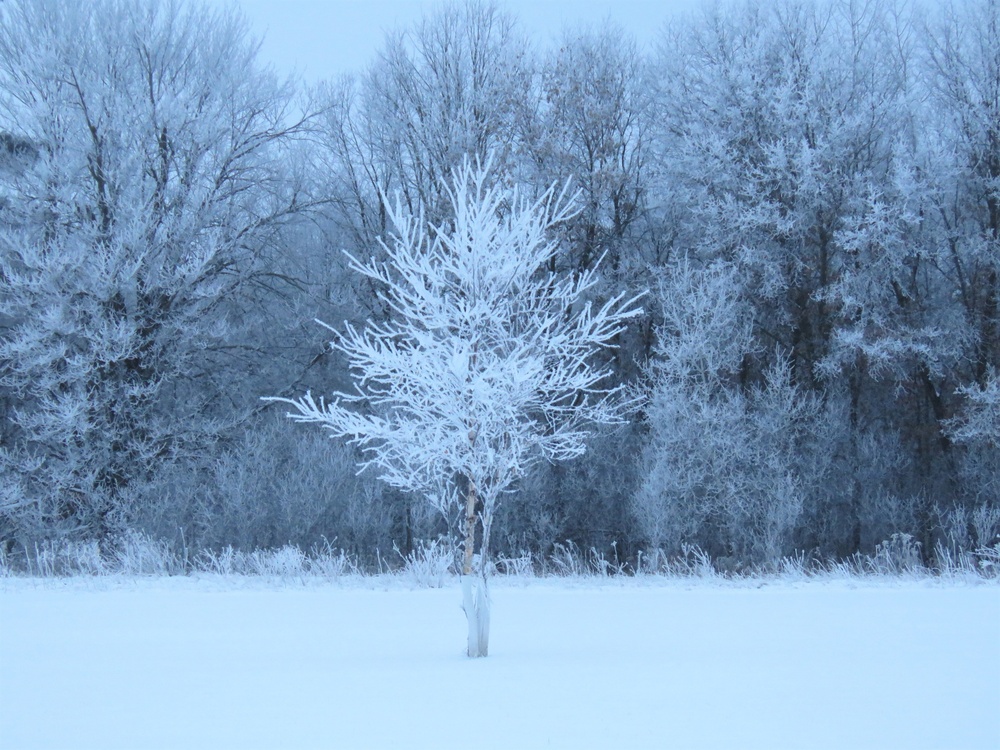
[1,576,997,750]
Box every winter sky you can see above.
[235,0,703,82]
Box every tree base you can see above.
[461,574,490,657]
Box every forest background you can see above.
[1,0,998,574]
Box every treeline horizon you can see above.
[0,0,997,572]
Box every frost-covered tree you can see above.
[635,261,834,565]
[653,0,913,390]
[319,0,531,251]
[920,0,1000,508]
[949,372,1000,445]
[0,0,313,541]
[535,24,652,278]
[925,0,1000,389]
[268,159,641,656]
[645,0,963,554]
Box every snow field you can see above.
[1,578,997,749]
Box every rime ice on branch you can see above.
[267,157,642,656]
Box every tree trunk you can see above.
[461,574,490,658]
[462,476,477,576]
[461,476,490,657]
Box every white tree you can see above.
[949,371,1000,444]
[647,0,949,554]
[0,0,314,540]
[635,261,833,565]
[652,0,916,390]
[268,158,641,656]
[925,0,1000,388]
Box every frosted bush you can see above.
[870,534,924,574]
[588,545,628,576]
[110,531,180,576]
[932,542,978,577]
[26,539,105,576]
[548,541,586,576]
[929,504,1000,574]
[976,543,1000,577]
[495,552,534,577]
[670,544,716,578]
[399,539,454,588]
[196,545,309,578]
[971,505,1000,551]
[197,546,239,576]
[308,541,358,578]
[635,548,667,575]
[248,546,307,578]
[778,551,810,579]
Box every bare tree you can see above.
[535,24,652,278]
[321,0,531,241]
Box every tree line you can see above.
[1,0,997,571]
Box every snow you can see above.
[1,577,997,750]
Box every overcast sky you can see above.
[234,0,703,82]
